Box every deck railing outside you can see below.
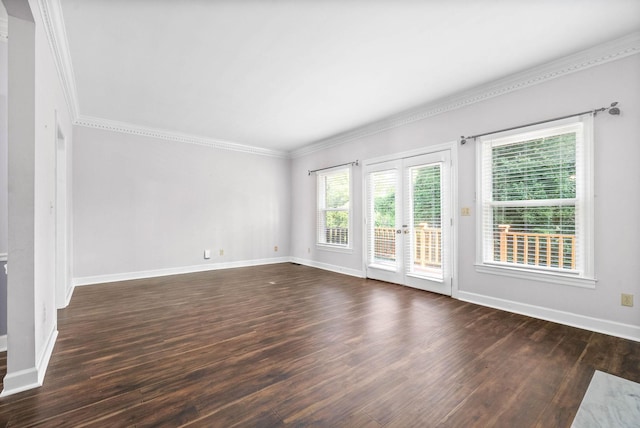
[373,224,441,267]
[497,225,576,270]
[369,224,576,270]
[414,225,442,267]
[373,227,396,260]
[325,228,348,246]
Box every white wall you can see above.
[2,0,73,395]
[72,127,291,283]
[290,54,640,340]
[33,0,73,362]
[0,11,7,257]
[1,6,8,340]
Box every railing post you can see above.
[499,225,510,262]
[435,228,440,265]
[419,223,426,266]
[424,226,430,267]
[558,237,564,269]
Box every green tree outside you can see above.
[492,132,576,235]
[372,166,441,228]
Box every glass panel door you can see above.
[408,163,442,280]
[366,161,404,285]
[370,169,398,267]
[366,150,451,295]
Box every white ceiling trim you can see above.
[290,31,640,158]
[75,115,289,158]
[38,0,289,158]
[37,0,639,159]
[38,0,79,120]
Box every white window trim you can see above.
[475,115,595,288]
[316,244,354,254]
[316,165,353,252]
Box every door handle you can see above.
[404,229,410,234]
[396,229,402,234]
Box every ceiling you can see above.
[49,1,640,153]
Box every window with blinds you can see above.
[317,167,351,248]
[478,116,594,282]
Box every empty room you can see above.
[1,0,640,426]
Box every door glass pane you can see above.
[370,170,396,266]
[410,164,442,279]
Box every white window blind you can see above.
[317,167,351,248]
[478,116,594,281]
[367,169,397,266]
[408,163,443,278]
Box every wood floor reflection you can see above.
[1,263,639,426]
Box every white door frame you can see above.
[362,141,459,297]
[55,116,70,309]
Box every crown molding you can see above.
[34,0,640,160]
[74,115,290,158]
[37,0,79,119]
[291,31,640,158]
[36,0,289,158]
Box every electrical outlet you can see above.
[461,207,471,216]
[204,249,211,259]
[621,293,634,307]
[274,245,278,252]
[219,249,224,256]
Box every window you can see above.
[477,116,594,286]
[317,167,351,249]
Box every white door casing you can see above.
[364,146,454,296]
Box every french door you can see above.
[365,150,452,295]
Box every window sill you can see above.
[474,263,596,289]
[317,244,353,254]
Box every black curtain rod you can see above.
[460,102,620,145]
[308,160,359,176]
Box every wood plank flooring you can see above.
[1,263,639,427]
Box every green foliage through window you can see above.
[318,168,350,246]
[482,124,583,272]
[412,165,441,228]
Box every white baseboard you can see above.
[73,257,292,286]
[290,257,365,278]
[458,291,640,342]
[1,325,58,397]
[0,335,6,352]
[1,367,39,397]
[37,324,59,385]
[64,284,74,307]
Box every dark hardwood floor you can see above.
[1,263,639,427]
